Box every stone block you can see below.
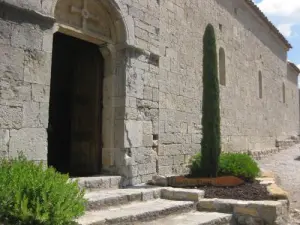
[24,50,51,85]
[0,20,12,45]
[0,105,22,129]
[0,129,9,152]
[131,147,155,165]
[147,175,168,186]
[11,24,42,50]
[39,102,49,128]
[267,184,288,200]
[158,156,173,166]
[126,68,144,98]
[32,84,50,103]
[0,80,31,101]
[138,163,156,175]
[9,128,47,160]
[22,101,41,127]
[234,206,259,217]
[0,63,24,81]
[161,188,204,202]
[42,29,54,52]
[143,134,153,147]
[143,121,153,134]
[158,165,173,176]
[173,155,184,165]
[197,198,289,225]
[0,44,25,66]
[124,120,143,148]
[143,86,153,100]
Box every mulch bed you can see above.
[200,180,272,201]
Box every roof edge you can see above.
[288,62,300,74]
[244,0,292,49]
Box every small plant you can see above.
[189,152,203,177]
[219,153,260,181]
[0,154,86,225]
[190,152,260,181]
[201,23,221,178]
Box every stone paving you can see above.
[257,144,300,209]
[258,144,300,224]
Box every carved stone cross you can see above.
[70,0,100,29]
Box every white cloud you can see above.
[277,23,294,37]
[256,0,300,38]
[257,0,300,17]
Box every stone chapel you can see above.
[0,0,299,185]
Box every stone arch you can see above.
[52,0,130,45]
[49,0,129,175]
[219,47,226,86]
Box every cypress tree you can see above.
[200,24,221,178]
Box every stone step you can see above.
[70,176,122,190]
[77,199,195,225]
[139,211,232,225]
[85,187,162,211]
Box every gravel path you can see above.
[257,144,300,209]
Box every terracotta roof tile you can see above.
[244,0,292,49]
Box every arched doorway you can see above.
[48,0,127,176]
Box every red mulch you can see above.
[200,180,272,201]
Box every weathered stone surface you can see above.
[24,50,51,85]
[77,199,194,225]
[11,24,42,50]
[161,187,205,202]
[147,175,168,186]
[22,101,41,127]
[9,128,47,160]
[267,184,289,200]
[0,105,22,129]
[0,20,12,45]
[84,187,162,211]
[0,129,9,153]
[73,176,122,191]
[143,211,232,225]
[124,120,143,148]
[197,199,289,225]
[31,84,50,103]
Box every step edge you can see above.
[77,200,195,225]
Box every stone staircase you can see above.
[75,176,233,225]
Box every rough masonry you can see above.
[0,0,299,186]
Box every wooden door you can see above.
[70,44,103,176]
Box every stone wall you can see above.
[0,0,299,185]
[0,2,54,162]
[156,0,299,176]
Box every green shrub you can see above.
[0,155,86,225]
[218,153,260,181]
[189,152,203,177]
[201,23,221,178]
[189,152,260,181]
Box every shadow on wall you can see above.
[294,156,300,161]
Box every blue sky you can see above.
[254,0,300,68]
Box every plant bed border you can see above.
[197,198,289,225]
[148,170,289,201]
[167,175,245,188]
[147,169,290,225]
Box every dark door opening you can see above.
[48,32,104,177]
